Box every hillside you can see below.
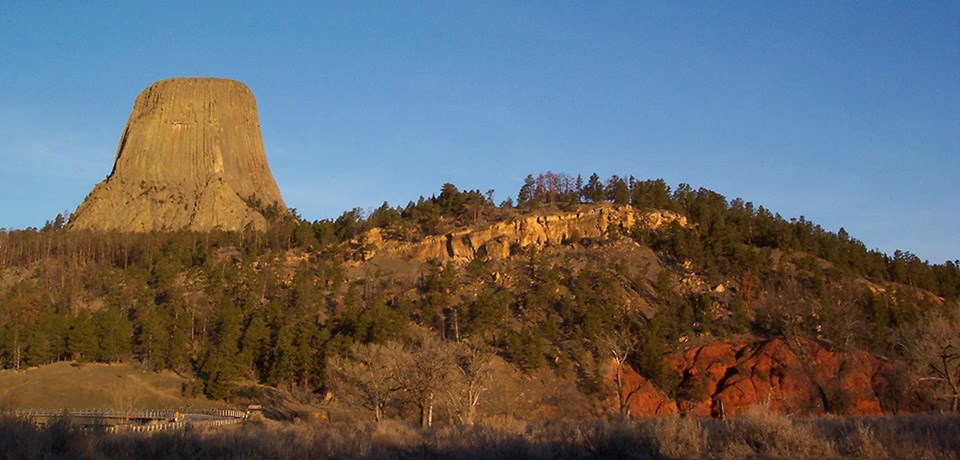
[1,172,958,422]
[0,361,227,411]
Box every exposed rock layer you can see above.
[355,205,687,263]
[612,338,895,417]
[69,78,286,232]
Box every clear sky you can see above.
[1,1,957,263]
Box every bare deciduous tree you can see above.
[328,331,478,427]
[895,312,960,412]
[445,341,495,425]
[112,383,144,424]
[395,330,458,428]
[599,328,642,417]
[327,342,404,423]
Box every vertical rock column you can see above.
[69,77,288,232]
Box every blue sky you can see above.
[1,1,957,263]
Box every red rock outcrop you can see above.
[610,338,891,417]
[607,360,678,416]
[69,78,287,232]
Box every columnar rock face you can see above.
[69,78,287,232]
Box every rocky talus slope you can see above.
[69,78,287,232]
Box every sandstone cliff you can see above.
[355,205,687,263]
[69,78,287,232]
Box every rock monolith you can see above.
[69,77,287,232]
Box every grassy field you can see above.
[1,407,958,459]
[0,361,227,411]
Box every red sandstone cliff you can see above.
[611,338,895,417]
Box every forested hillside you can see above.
[1,172,958,421]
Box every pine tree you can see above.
[582,173,605,203]
[241,311,271,380]
[268,324,297,386]
[517,174,536,208]
[134,307,167,370]
[95,307,133,362]
[66,311,97,362]
[200,298,244,398]
[26,313,64,365]
[606,175,630,205]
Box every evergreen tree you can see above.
[268,324,297,385]
[200,298,244,398]
[517,175,536,208]
[66,311,97,362]
[582,173,605,203]
[241,311,271,380]
[467,286,510,340]
[134,307,167,370]
[94,307,132,362]
[26,313,64,365]
[606,175,630,205]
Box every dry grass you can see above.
[712,404,838,458]
[652,416,708,458]
[0,361,226,411]
[1,409,958,459]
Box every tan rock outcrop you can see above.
[360,206,687,263]
[69,78,287,232]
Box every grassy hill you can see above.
[0,361,225,411]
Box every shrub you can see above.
[653,415,708,458]
[719,404,837,458]
[3,411,960,459]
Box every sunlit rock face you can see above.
[354,205,688,263]
[69,77,287,232]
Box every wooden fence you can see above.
[4,408,248,433]
[10,408,175,420]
